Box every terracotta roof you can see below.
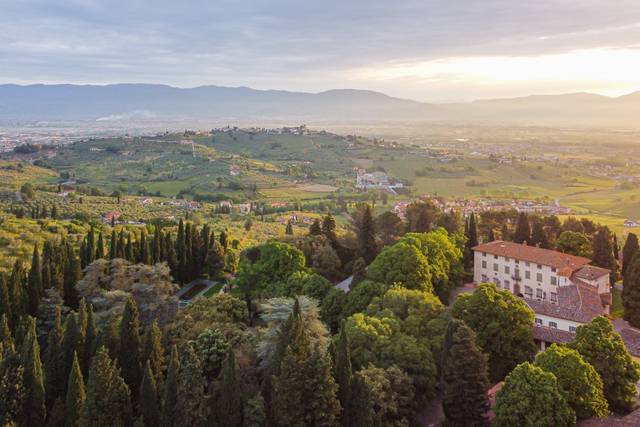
[532,325,575,344]
[473,240,591,272]
[526,282,605,323]
[573,265,611,281]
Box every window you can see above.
[504,265,510,274]
[535,318,543,325]
[515,260,520,265]
[537,264,542,269]
[550,292,557,302]
[536,272,543,282]
[504,280,510,291]
[524,286,533,297]
[481,275,488,282]
[493,263,499,272]
[482,260,487,269]
[515,268,520,279]
[525,270,531,279]
[569,326,576,333]
[483,252,487,257]
[493,278,501,286]
[494,255,498,259]
[551,267,557,272]
[536,288,543,299]
[550,276,557,286]
[549,321,558,329]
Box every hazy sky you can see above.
[2,0,640,101]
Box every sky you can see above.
[2,0,640,101]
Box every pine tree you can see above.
[66,352,86,427]
[334,325,352,425]
[20,318,46,427]
[27,243,43,315]
[174,345,208,427]
[212,349,242,427]
[442,319,489,427]
[622,233,639,277]
[309,219,322,236]
[161,345,180,427]
[513,212,531,244]
[356,204,377,264]
[142,320,165,387]
[139,361,161,427]
[80,347,132,427]
[118,296,142,399]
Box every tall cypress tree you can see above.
[27,243,43,316]
[592,227,617,284]
[21,318,46,427]
[83,304,97,377]
[80,346,132,427]
[285,220,294,235]
[8,260,27,328]
[309,219,322,236]
[464,213,479,269]
[86,228,96,265]
[357,204,377,264]
[0,313,14,351]
[109,230,117,260]
[334,325,352,425]
[0,274,13,329]
[63,253,81,309]
[513,212,531,244]
[95,232,105,260]
[139,360,161,427]
[442,319,490,427]
[219,231,228,251]
[45,306,64,407]
[161,345,180,427]
[176,220,186,283]
[141,320,165,387]
[622,233,639,277]
[125,234,134,263]
[138,230,151,265]
[530,221,550,248]
[117,230,126,259]
[152,226,162,264]
[623,253,640,328]
[118,296,142,400]
[174,345,208,427]
[613,233,620,263]
[212,349,242,427]
[62,312,80,395]
[66,352,86,427]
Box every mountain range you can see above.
[1,83,639,128]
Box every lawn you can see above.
[202,282,224,297]
[612,288,624,318]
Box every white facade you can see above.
[473,250,568,302]
[534,314,581,333]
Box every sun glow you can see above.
[352,48,640,96]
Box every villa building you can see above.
[472,240,613,350]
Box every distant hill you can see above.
[1,83,639,128]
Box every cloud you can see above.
[1,0,640,100]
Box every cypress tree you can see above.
[45,306,64,407]
[164,233,177,275]
[309,219,322,236]
[109,230,117,260]
[161,345,180,427]
[141,320,165,387]
[219,231,228,251]
[285,220,294,235]
[100,312,120,360]
[322,213,338,242]
[442,319,490,427]
[0,347,26,425]
[139,360,161,427]
[138,230,151,265]
[66,352,86,427]
[27,243,43,316]
[117,230,126,259]
[0,313,14,351]
[86,228,96,265]
[63,253,81,309]
[152,226,162,264]
[464,213,479,269]
[622,233,639,277]
[530,221,549,248]
[176,220,186,283]
[592,227,617,284]
[21,318,46,427]
[62,313,80,394]
[125,234,134,263]
[623,253,640,327]
[8,260,27,328]
[80,346,132,427]
[118,296,142,399]
[487,228,496,242]
[334,325,352,425]
[613,233,620,262]
[356,204,377,264]
[174,345,208,427]
[0,275,13,329]
[83,304,97,377]
[212,349,242,427]
[513,212,531,244]
[95,232,105,260]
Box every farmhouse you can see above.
[473,240,613,351]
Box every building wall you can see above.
[473,250,567,302]
[534,314,581,333]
